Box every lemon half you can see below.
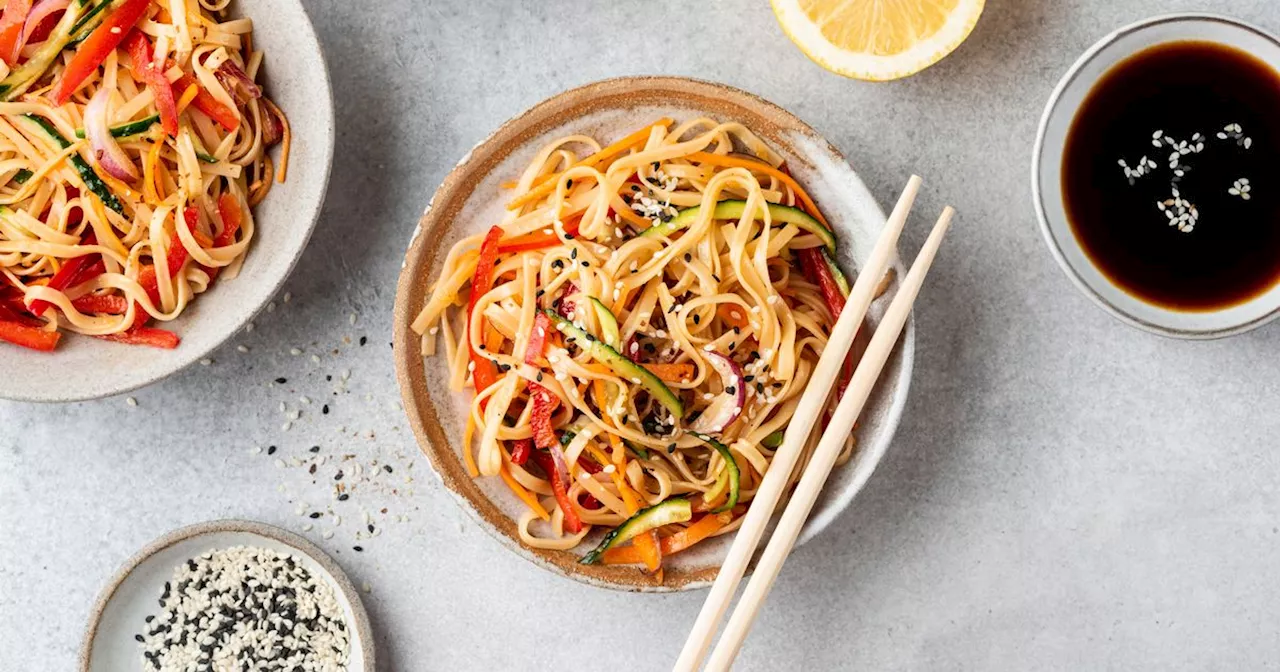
[772,0,985,81]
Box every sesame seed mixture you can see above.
[137,546,349,671]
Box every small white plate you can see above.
[1032,13,1280,339]
[80,520,374,672]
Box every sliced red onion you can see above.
[85,87,138,182]
[260,97,285,147]
[556,281,578,319]
[216,59,262,103]
[548,441,571,486]
[689,351,746,434]
[18,0,69,55]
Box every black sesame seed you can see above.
[651,161,660,170]
[135,634,145,643]
[337,493,349,502]
[274,377,287,384]
[566,179,573,188]
[310,446,320,453]
[581,260,589,268]
[744,375,755,382]
[325,375,332,381]
[756,382,764,394]
[309,512,321,519]
[570,248,578,260]
[726,386,736,395]
[683,253,692,262]
[565,233,575,240]
[353,546,363,552]
[693,314,701,324]
[666,443,676,454]
[322,405,329,415]
[334,471,343,481]
[383,465,393,473]
[309,464,317,475]
[367,524,375,533]
[359,336,367,346]
[536,372,544,382]
[267,446,277,456]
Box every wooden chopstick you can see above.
[703,204,955,671]
[673,176,924,672]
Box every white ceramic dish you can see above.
[1033,13,1280,339]
[394,77,915,591]
[80,520,374,671]
[0,0,335,402]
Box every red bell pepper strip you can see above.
[0,0,31,65]
[123,30,177,136]
[201,197,241,284]
[528,382,559,450]
[0,318,59,351]
[71,294,128,314]
[798,247,853,392]
[530,449,583,534]
[577,455,603,474]
[51,0,152,104]
[798,248,845,321]
[71,258,106,286]
[523,311,553,365]
[467,226,504,400]
[26,232,97,317]
[509,438,533,467]
[0,300,40,326]
[96,325,179,349]
[497,216,581,254]
[172,73,240,131]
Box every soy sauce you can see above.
[1062,41,1280,311]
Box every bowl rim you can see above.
[1031,12,1280,340]
[392,75,915,592]
[1,0,336,402]
[78,519,376,672]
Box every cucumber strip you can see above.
[0,1,93,100]
[22,115,123,213]
[623,439,650,460]
[761,431,784,448]
[68,0,114,45]
[11,169,32,185]
[588,297,621,349]
[545,310,683,417]
[640,200,836,253]
[690,432,740,513]
[74,115,161,140]
[820,247,851,298]
[579,498,692,565]
[195,152,219,164]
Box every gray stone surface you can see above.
[4,0,1280,669]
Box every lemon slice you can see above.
[772,0,985,81]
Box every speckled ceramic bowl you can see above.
[80,520,375,671]
[393,76,915,591]
[0,0,334,402]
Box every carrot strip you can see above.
[685,152,828,226]
[634,529,662,572]
[642,362,695,383]
[500,463,550,521]
[462,410,479,478]
[506,118,673,211]
[717,303,749,329]
[601,512,732,565]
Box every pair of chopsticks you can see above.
[675,176,953,671]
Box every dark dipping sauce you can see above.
[1062,41,1280,311]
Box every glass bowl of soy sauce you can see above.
[1033,14,1280,339]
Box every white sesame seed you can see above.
[290,348,302,356]
[428,327,439,335]
[300,396,312,405]
[267,301,276,312]
[237,345,249,353]
[200,358,212,366]
[323,530,334,540]
[1244,137,1253,149]
[245,322,255,333]
[311,354,322,363]
[283,292,292,303]
[282,421,292,431]
[349,313,358,325]
[126,397,138,407]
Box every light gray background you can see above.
[4,1,1280,670]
